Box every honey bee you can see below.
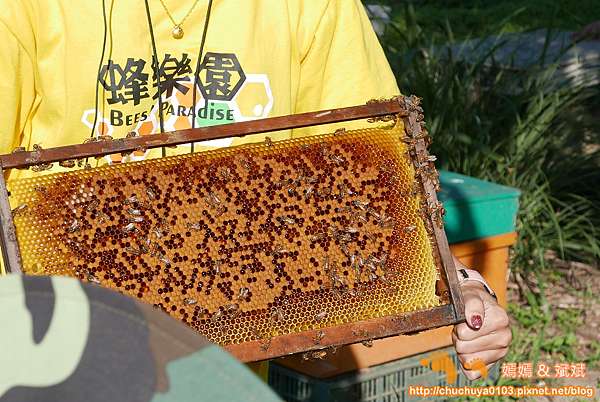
[220,167,232,181]
[317,187,332,197]
[122,222,137,233]
[85,199,100,212]
[303,185,315,200]
[205,192,221,207]
[331,271,347,288]
[158,253,171,266]
[59,160,77,168]
[352,200,369,211]
[151,226,163,239]
[264,136,273,147]
[34,185,48,194]
[336,183,354,198]
[273,244,290,256]
[210,309,223,323]
[125,246,142,256]
[403,225,417,233]
[86,273,100,284]
[308,233,326,243]
[226,303,240,317]
[123,195,139,205]
[211,259,222,274]
[31,163,53,172]
[186,222,203,231]
[12,146,26,153]
[240,158,252,171]
[329,154,345,166]
[322,256,330,274]
[314,311,328,323]
[343,226,359,234]
[127,208,142,216]
[238,287,249,300]
[336,232,352,244]
[350,253,362,277]
[340,244,350,257]
[423,154,437,163]
[375,212,395,229]
[250,328,262,340]
[11,204,28,216]
[270,307,285,323]
[365,232,377,243]
[259,337,272,352]
[312,330,325,344]
[362,339,374,348]
[145,187,157,201]
[305,350,327,360]
[379,252,389,270]
[127,216,144,223]
[277,216,296,226]
[138,238,151,254]
[67,219,80,233]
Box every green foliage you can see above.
[378,4,600,268]
[366,0,600,42]
[368,5,600,396]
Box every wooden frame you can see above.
[0,96,465,361]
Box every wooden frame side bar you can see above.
[398,98,465,323]
[0,164,23,274]
[0,100,404,170]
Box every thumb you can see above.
[463,285,485,330]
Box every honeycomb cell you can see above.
[7,122,443,346]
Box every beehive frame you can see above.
[0,96,464,361]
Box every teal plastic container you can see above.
[439,171,521,243]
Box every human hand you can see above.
[452,275,512,380]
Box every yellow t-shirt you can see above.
[0,1,401,376]
[0,0,399,182]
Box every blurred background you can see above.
[365,0,600,397]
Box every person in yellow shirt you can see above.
[0,0,510,382]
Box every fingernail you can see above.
[471,314,483,329]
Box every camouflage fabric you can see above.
[0,275,282,402]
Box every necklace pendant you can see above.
[172,25,184,40]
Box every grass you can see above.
[369,2,600,396]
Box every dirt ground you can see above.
[507,253,600,401]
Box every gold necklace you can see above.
[158,0,202,39]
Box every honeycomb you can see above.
[7,122,442,347]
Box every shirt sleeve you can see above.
[0,21,36,155]
[293,0,400,137]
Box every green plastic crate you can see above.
[439,171,520,244]
[269,346,500,402]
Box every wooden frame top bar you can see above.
[0,100,404,170]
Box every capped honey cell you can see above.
[7,122,442,347]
